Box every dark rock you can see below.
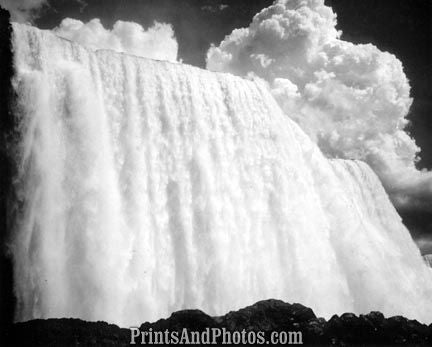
[363,311,385,325]
[325,313,380,345]
[0,6,16,333]
[3,318,131,346]
[2,299,432,346]
[221,299,316,333]
[140,309,218,332]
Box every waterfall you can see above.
[9,23,432,326]
[424,255,432,268]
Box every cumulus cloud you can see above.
[206,0,432,212]
[53,18,178,62]
[0,0,47,22]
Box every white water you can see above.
[10,23,432,326]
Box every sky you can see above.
[1,0,432,253]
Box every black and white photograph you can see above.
[0,0,431,345]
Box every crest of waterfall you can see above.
[9,23,432,326]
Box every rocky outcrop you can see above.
[0,6,16,330]
[1,299,432,346]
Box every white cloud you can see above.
[206,0,432,211]
[53,18,178,62]
[0,0,47,22]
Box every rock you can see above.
[140,309,218,332]
[364,311,385,325]
[3,318,131,346]
[2,299,432,346]
[221,299,316,332]
[0,6,16,333]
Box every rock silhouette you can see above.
[2,299,432,346]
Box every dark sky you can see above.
[34,0,432,252]
[325,0,432,253]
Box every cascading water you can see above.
[9,23,432,326]
[424,255,432,268]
